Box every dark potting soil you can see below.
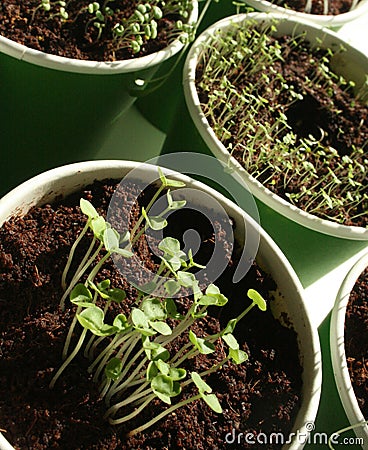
[0,1,185,61]
[345,266,368,420]
[271,0,359,15]
[196,34,368,228]
[0,179,303,449]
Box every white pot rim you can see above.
[0,159,321,450]
[330,249,368,444]
[243,0,368,27]
[183,12,368,240]
[0,2,198,74]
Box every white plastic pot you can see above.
[0,3,198,196]
[183,13,368,240]
[242,0,368,28]
[0,3,198,75]
[0,160,321,449]
[330,249,368,448]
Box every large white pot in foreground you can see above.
[0,160,321,449]
[330,250,368,449]
[183,13,368,240]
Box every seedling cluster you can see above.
[32,0,196,55]
[50,169,267,436]
[196,19,368,225]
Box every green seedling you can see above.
[50,168,268,436]
[196,18,367,226]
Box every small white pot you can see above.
[0,160,321,449]
[330,250,368,448]
[242,0,368,28]
[183,13,368,240]
[0,3,198,75]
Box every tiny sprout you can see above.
[88,2,100,14]
[152,5,163,19]
[131,40,141,54]
[191,372,223,413]
[247,288,267,311]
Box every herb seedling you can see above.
[50,168,267,435]
[196,18,368,226]
[31,0,203,57]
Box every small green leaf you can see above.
[77,306,104,330]
[166,191,186,210]
[229,348,248,365]
[146,361,158,381]
[155,359,170,375]
[119,231,130,243]
[158,237,183,256]
[189,330,215,355]
[205,284,221,296]
[191,371,212,393]
[222,319,237,335]
[158,167,186,188]
[70,284,93,307]
[105,357,122,381]
[97,279,110,291]
[164,254,183,272]
[149,321,172,336]
[247,289,267,311]
[142,339,170,361]
[113,314,130,332]
[105,287,126,303]
[165,298,184,320]
[200,284,228,306]
[113,247,134,258]
[103,227,120,252]
[80,199,99,219]
[76,307,116,336]
[90,216,108,239]
[151,345,170,362]
[177,271,197,288]
[151,374,181,404]
[169,367,186,381]
[202,393,223,413]
[164,279,181,297]
[141,298,166,321]
[142,207,167,231]
[222,333,239,350]
[131,308,149,329]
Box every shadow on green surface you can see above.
[305,313,363,449]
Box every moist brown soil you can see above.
[0,1,184,61]
[0,179,302,449]
[196,34,368,228]
[271,0,359,15]
[345,266,368,419]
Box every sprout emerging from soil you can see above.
[196,18,368,226]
